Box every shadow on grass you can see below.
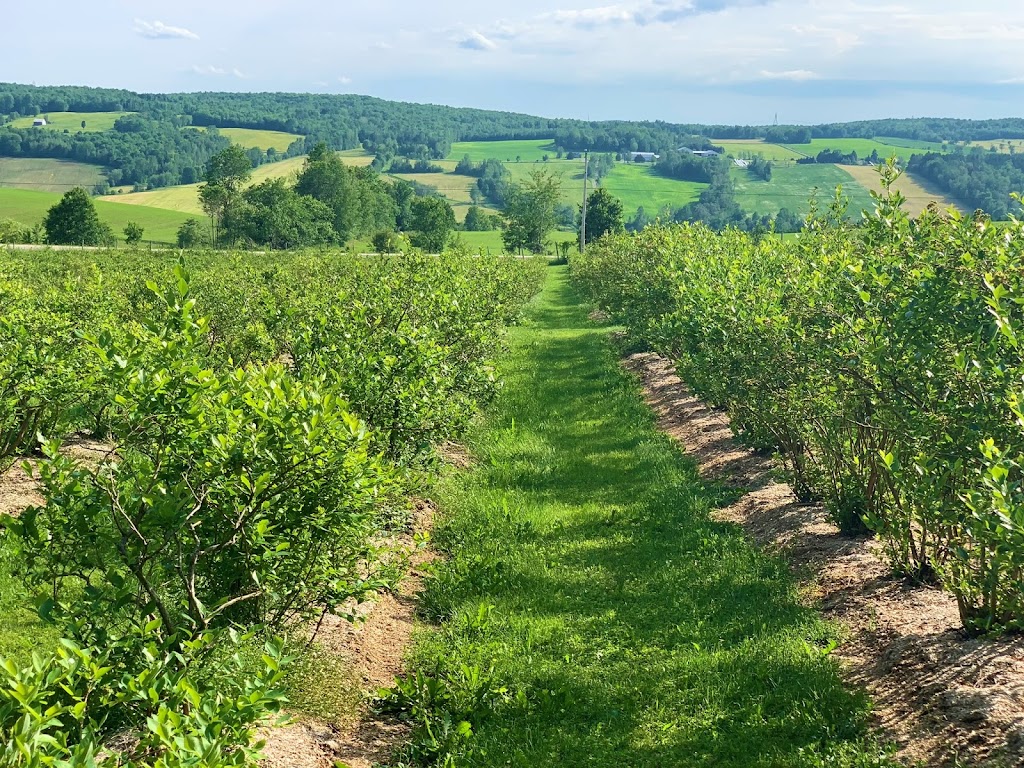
[415,266,891,768]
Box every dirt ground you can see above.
[258,499,436,768]
[0,441,432,768]
[624,351,1024,768]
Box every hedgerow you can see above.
[573,163,1024,634]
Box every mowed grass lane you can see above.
[410,266,895,767]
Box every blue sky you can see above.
[5,0,1024,124]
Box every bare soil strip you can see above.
[260,501,436,768]
[624,351,1024,768]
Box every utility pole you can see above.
[580,150,589,254]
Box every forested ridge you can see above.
[5,82,1024,191]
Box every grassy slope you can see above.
[448,139,558,163]
[8,112,130,132]
[0,188,197,244]
[101,152,373,215]
[839,164,962,216]
[601,163,705,215]
[215,127,302,152]
[733,164,876,218]
[0,158,106,193]
[410,267,895,767]
[712,140,805,161]
[781,138,934,160]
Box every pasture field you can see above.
[215,127,303,152]
[732,163,875,217]
[601,162,705,215]
[388,170,501,222]
[839,164,962,216]
[0,157,106,193]
[0,187,197,244]
[712,140,805,161]
[781,138,921,159]
[448,139,558,163]
[457,228,575,253]
[967,138,1024,153]
[7,111,130,132]
[101,155,323,215]
[873,136,948,152]
[505,159,586,208]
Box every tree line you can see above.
[907,148,1024,219]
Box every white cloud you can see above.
[338,75,353,84]
[758,69,820,81]
[190,64,245,78]
[134,19,199,40]
[458,31,498,50]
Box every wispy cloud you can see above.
[758,69,820,81]
[458,31,498,50]
[190,64,245,78]
[134,19,199,41]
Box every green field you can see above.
[0,158,106,193]
[967,138,1024,153]
[602,163,705,215]
[448,139,559,163]
[712,140,805,161]
[0,188,198,244]
[781,138,923,160]
[7,111,130,132]
[103,152,374,214]
[732,164,875,218]
[456,228,575,254]
[874,136,948,152]
[505,160,586,208]
[211,127,304,152]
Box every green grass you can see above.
[102,153,371,216]
[454,229,576,254]
[216,127,303,152]
[873,137,948,152]
[7,112,130,132]
[0,538,58,664]
[0,188,199,244]
[448,139,559,163]
[733,164,876,218]
[712,141,805,161]
[781,138,923,160]
[0,158,106,193]
[602,163,705,215]
[404,267,896,767]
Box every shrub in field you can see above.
[573,166,1024,632]
[0,628,286,767]
[8,265,393,639]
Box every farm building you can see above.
[628,151,659,162]
[32,118,47,127]
[691,149,721,157]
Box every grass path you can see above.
[405,266,896,767]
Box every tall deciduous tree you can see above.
[580,187,624,246]
[501,168,562,254]
[43,187,103,245]
[409,196,456,252]
[199,145,252,244]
